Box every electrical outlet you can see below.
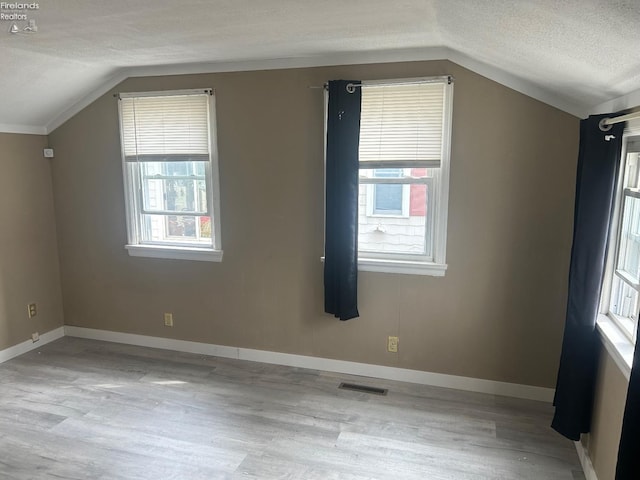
[164,313,173,327]
[387,336,399,353]
[31,332,39,343]
[27,303,37,318]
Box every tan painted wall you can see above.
[585,346,628,480]
[0,133,64,350]
[49,60,579,388]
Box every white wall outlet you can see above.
[164,313,173,327]
[387,336,399,353]
[27,303,37,318]
[31,332,39,343]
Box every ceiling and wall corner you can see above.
[1,0,639,134]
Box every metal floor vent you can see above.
[339,382,388,396]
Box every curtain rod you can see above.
[309,75,454,90]
[600,111,640,131]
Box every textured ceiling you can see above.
[1,0,640,133]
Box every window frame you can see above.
[118,88,223,262]
[598,126,640,378]
[354,76,454,276]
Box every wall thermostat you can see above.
[43,148,54,158]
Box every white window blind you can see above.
[359,81,446,168]
[120,93,211,162]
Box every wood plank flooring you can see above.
[0,337,584,479]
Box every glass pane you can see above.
[616,193,640,285]
[609,275,639,338]
[141,161,206,177]
[142,178,207,213]
[199,216,212,238]
[358,181,431,256]
[166,162,190,177]
[142,214,212,244]
[140,161,208,214]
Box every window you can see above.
[602,136,640,342]
[118,89,222,262]
[357,77,453,275]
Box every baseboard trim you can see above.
[64,326,554,402]
[575,440,599,480]
[0,326,65,364]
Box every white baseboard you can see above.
[575,440,599,480]
[0,326,65,364]
[64,326,555,402]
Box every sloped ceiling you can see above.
[1,0,639,134]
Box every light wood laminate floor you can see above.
[0,337,584,479]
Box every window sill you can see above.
[125,244,223,262]
[596,314,634,380]
[358,258,447,276]
[321,256,447,276]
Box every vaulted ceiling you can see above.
[1,0,640,134]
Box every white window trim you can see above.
[357,76,453,276]
[598,121,640,379]
[125,244,223,262]
[320,256,447,276]
[357,257,447,276]
[118,88,223,262]
[597,314,633,380]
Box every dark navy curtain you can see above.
[551,114,624,441]
[616,328,640,478]
[324,80,361,321]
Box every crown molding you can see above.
[590,86,640,116]
[0,123,47,135]
[446,50,587,118]
[3,46,597,135]
[124,47,452,77]
[45,70,130,134]
[45,47,451,133]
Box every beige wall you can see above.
[0,133,64,350]
[585,346,628,480]
[49,60,579,388]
